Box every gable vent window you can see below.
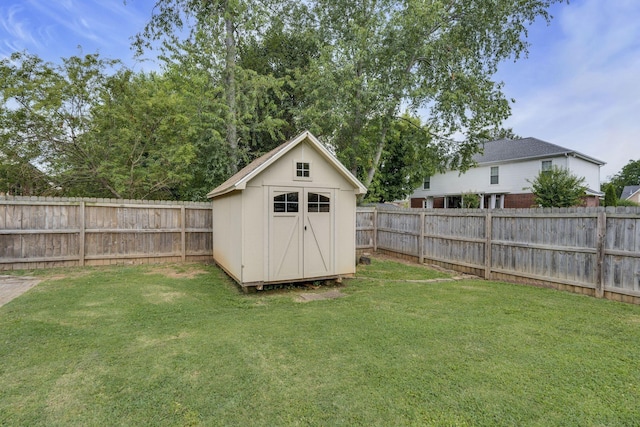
[296,162,310,178]
[274,192,299,213]
[308,193,330,213]
[490,166,499,185]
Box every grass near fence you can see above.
[1,259,640,426]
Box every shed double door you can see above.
[268,187,334,282]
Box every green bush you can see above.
[604,185,618,207]
[616,198,640,207]
[526,166,587,208]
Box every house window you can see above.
[308,193,330,212]
[423,176,430,190]
[490,166,499,185]
[541,160,552,173]
[274,192,299,213]
[296,162,310,178]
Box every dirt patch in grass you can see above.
[626,315,640,325]
[296,288,347,302]
[143,286,187,304]
[40,270,94,282]
[144,264,209,279]
[136,331,192,348]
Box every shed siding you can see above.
[211,134,363,286]
[335,188,358,275]
[251,142,354,191]
[212,192,243,281]
[241,184,266,283]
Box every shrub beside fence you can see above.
[0,196,213,270]
[357,206,640,304]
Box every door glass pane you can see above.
[274,192,299,212]
[308,193,330,213]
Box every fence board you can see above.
[357,206,640,303]
[0,196,213,270]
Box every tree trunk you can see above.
[224,11,238,173]
[364,125,388,189]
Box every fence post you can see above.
[181,206,186,262]
[484,211,492,280]
[595,211,606,298]
[79,201,85,267]
[419,211,425,264]
[373,209,378,252]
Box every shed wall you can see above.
[211,192,243,281]
[252,141,355,191]
[240,184,266,283]
[335,188,358,275]
[245,140,358,282]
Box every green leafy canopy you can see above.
[526,166,588,208]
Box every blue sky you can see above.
[1,0,638,182]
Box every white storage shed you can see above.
[207,131,367,290]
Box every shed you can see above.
[207,131,367,290]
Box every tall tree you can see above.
[238,23,320,153]
[365,114,441,202]
[604,184,618,207]
[298,0,563,190]
[84,70,198,199]
[0,52,118,195]
[606,159,640,198]
[134,0,292,174]
[0,52,198,199]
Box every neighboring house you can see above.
[207,131,367,291]
[410,137,605,209]
[621,185,640,203]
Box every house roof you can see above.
[621,185,640,200]
[206,131,367,198]
[473,137,605,166]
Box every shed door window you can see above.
[274,192,299,212]
[296,162,310,178]
[307,193,330,212]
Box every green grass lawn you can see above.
[1,259,640,426]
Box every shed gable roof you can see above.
[621,185,640,200]
[207,131,367,198]
[473,138,605,166]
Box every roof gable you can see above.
[207,131,367,198]
[474,138,605,166]
[621,185,640,200]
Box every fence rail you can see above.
[0,196,213,270]
[357,206,640,303]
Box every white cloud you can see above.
[0,5,42,53]
[499,0,640,181]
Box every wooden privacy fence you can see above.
[0,196,213,270]
[357,206,640,303]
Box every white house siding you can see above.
[411,156,600,204]
[565,156,601,191]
